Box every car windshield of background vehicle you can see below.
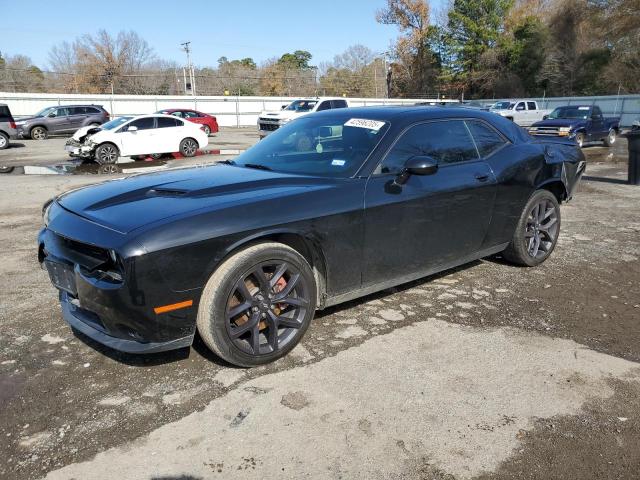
[233,114,389,178]
[493,101,513,110]
[101,117,132,130]
[34,107,56,117]
[548,107,590,120]
[284,100,318,112]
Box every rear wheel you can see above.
[502,190,561,267]
[179,137,198,157]
[0,132,9,150]
[603,128,616,147]
[197,242,317,367]
[30,126,48,140]
[95,143,119,165]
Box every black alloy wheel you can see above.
[197,242,316,367]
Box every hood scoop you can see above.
[147,187,189,197]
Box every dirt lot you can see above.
[0,139,639,480]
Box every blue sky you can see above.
[2,0,446,70]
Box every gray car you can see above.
[16,105,110,140]
[0,103,18,150]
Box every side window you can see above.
[516,102,526,111]
[592,106,603,118]
[126,117,155,131]
[56,107,69,117]
[380,120,479,174]
[316,101,332,112]
[527,102,537,111]
[331,100,348,109]
[171,111,185,118]
[465,120,508,158]
[183,111,198,118]
[86,107,100,114]
[157,117,179,128]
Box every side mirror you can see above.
[543,115,549,120]
[394,156,438,186]
[281,105,287,110]
[127,125,138,132]
[48,112,57,118]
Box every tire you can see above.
[95,143,119,165]
[197,242,317,367]
[30,126,48,140]
[203,125,211,136]
[603,128,616,147]
[0,132,9,150]
[502,189,561,267]
[0,165,14,174]
[575,132,585,148]
[179,137,198,157]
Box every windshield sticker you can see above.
[331,159,346,166]
[578,106,590,110]
[344,118,386,131]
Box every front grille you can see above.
[259,117,279,122]
[259,123,280,132]
[529,126,560,136]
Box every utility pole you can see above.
[180,41,195,96]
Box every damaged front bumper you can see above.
[65,139,96,158]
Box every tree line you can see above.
[0,0,637,99]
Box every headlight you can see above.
[279,118,291,125]
[42,199,54,226]
[15,121,25,126]
[559,127,571,133]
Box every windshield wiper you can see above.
[244,163,273,171]
[219,159,236,165]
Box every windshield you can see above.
[101,116,132,130]
[34,107,56,117]
[492,102,513,110]
[548,107,591,120]
[284,100,318,112]
[232,114,390,178]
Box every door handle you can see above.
[475,173,490,182]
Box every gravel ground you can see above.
[0,140,639,480]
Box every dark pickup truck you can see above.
[528,105,620,148]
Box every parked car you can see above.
[490,100,551,126]
[64,114,208,164]
[528,105,620,148]
[258,97,348,138]
[16,105,110,140]
[156,109,219,136]
[0,103,18,150]
[38,107,584,366]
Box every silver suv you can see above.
[0,103,17,150]
[16,105,110,140]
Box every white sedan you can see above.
[65,114,209,164]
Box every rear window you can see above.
[465,120,507,158]
[157,117,180,128]
[0,105,13,121]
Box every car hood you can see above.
[531,118,587,128]
[56,165,336,234]
[16,116,39,123]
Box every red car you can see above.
[156,109,219,136]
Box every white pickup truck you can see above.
[490,100,551,127]
[257,97,349,138]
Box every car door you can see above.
[183,110,202,126]
[67,107,88,130]
[363,119,497,286]
[47,107,71,133]
[589,106,606,139]
[117,117,157,156]
[156,116,182,152]
[526,102,538,126]
[514,102,527,124]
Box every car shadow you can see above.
[4,143,26,149]
[582,175,630,185]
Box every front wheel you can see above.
[30,126,48,140]
[95,143,119,165]
[575,132,585,148]
[197,242,317,367]
[502,190,561,267]
[179,138,198,157]
[603,128,616,147]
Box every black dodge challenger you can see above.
[38,107,585,367]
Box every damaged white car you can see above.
[65,114,209,164]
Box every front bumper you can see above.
[38,210,199,354]
[65,142,96,158]
[60,291,193,353]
